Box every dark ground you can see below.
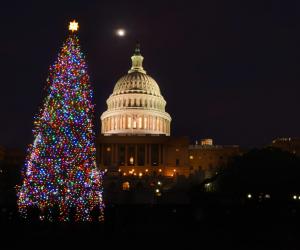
[1,201,300,250]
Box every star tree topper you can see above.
[69,20,79,32]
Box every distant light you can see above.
[155,189,160,193]
[189,155,194,160]
[298,196,300,200]
[247,194,252,199]
[104,169,108,172]
[265,194,271,199]
[116,29,126,37]
[158,181,162,186]
[123,173,127,176]
[173,169,176,172]
[145,169,148,172]
[139,173,143,177]
[118,169,121,172]
[159,169,162,172]
[293,195,297,200]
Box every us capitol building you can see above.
[97,45,240,182]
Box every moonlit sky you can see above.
[1,0,299,150]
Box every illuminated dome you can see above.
[101,44,171,135]
[112,72,162,97]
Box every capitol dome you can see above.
[101,44,171,135]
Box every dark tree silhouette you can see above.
[216,147,300,199]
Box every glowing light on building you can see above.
[129,157,134,165]
[201,139,213,146]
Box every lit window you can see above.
[128,117,132,128]
[133,120,137,128]
[129,156,134,165]
[144,117,147,129]
[138,117,142,128]
[122,182,130,191]
[122,116,125,128]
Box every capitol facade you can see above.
[97,45,240,182]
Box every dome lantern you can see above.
[128,43,146,74]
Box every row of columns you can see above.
[102,115,170,134]
[100,143,164,167]
[108,97,164,110]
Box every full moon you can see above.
[116,29,126,37]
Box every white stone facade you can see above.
[101,45,171,136]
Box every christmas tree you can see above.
[17,21,104,222]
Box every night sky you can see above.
[1,0,299,150]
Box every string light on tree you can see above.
[17,20,104,222]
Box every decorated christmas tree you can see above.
[17,21,104,222]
